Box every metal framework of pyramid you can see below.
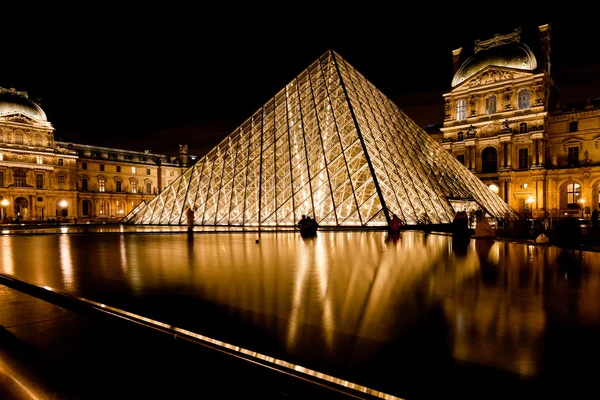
[122,50,518,228]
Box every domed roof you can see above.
[0,87,47,121]
[451,42,537,87]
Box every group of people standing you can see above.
[297,215,319,238]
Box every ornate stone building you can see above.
[0,86,192,223]
[437,24,600,219]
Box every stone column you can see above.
[471,145,477,172]
[507,141,512,169]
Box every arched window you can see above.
[481,147,497,173]
[567,183,581,209]
[14,169,27,187]
[486,95,496,115]
[456,100,466,120]
[98,200,108,216]
[14,130,23,144]
[457,131,464,141]
[518,89,530,110]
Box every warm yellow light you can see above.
[579,199,586,204]
[59,200,68,208]
[526,196,535,204]
[0,199,9,207]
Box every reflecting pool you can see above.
[2,229,600,399]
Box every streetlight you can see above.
[59,199,68,219]
[526,196,535,218]
[0,199,9,221]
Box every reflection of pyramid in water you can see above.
[123,50,518,227]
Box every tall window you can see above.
[34,134,42,147]
[518,89,530,110]
[569,121,578,132]
[456,99,466,120]
[132,166,137,174]
[568,147,579,166]
[567,183,581,208]
[98,200,107,216]
[116,181,122,192]
[457,131,464,141]
[146,182,152,193]
[481,147,498,173]
[116,165,121,173]
[82,162,87,170]
[58,176,65,190]
[36,174,44,189]
[456,154,465,165]
[14,169,26,187]
[99,178,106,192]
[146,168,151,175]
[100,164,105,172]
[518,148,529,169]
[0,152,3,161]
[131,181,137,193]
[486,95,496,115]
[58,159,64,166]
[116,200,124,215]
[519,123,528,134]
[36,155,43,164]
[0,171,4,187]
[14,131,23,144]
[81,178,88,191]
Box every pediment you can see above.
[562,138,584,151]
[459,66,533,89]
[0,113,37,125]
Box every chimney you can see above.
[539,24,551,75]
[452,48,463,75]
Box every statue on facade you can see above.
[502,120,510,132]
[552,153,558,166]
[179,144,189,154]
[466,125,477,137]
[584,150,589,163]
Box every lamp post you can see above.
[526,196,535,219]
[0,199,9,221]
[59,199,68,220]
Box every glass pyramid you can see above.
[123,50,518,227]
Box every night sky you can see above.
[3,8,599,157]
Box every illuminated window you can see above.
[567,183,581,208]
[519,122,527,133]
[481,147,497,173]
[98,200,107,215]
[132,167,137,174]
[131,181,137,193]
[99,178,106,192]
[486,95,496,115]
[456,99,466,120]
[58,158,63,166]
[116,181,122,192]
[518,89,530,110]
[58,176,65,190]
[568,147,579,166]
[518,148,528,169]
[36,173,44,189]
[116,200,124,215]
[14,169,26,187]
[489,184,499,194]
[36,155,43,164]
[0,153,2,161]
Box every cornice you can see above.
[0,146,77,158]
[0,161,55,171]
[549,108,600,121]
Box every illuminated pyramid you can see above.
[123,50,518,227]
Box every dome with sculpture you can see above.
[0,86,47,121]
[451,29,538,88]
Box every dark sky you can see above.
[3,8,599,157]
